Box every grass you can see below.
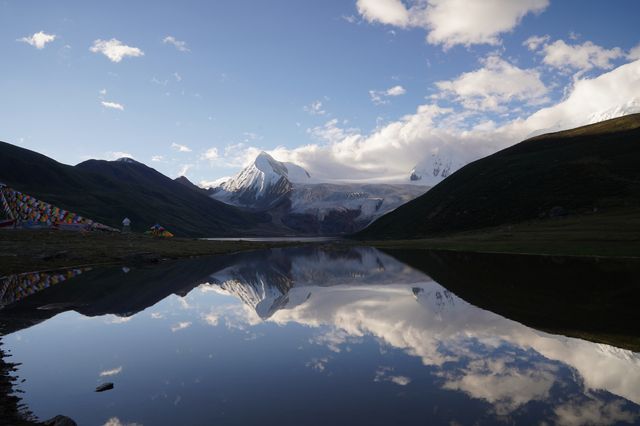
[362,209,640,258]
[0,230,295,276]
[2,209,639,277]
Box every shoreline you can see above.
[2,226,639,276]
[0,230,302,276]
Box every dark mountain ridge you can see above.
[0,141,268,236]
[357,114,640,240]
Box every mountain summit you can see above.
[212,151,311,209]
[210,152,426,235]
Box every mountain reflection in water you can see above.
[1,246,639,426]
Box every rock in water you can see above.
[95,382,114,392]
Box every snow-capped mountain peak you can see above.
[209,151,426,233]
[212,151,311,208]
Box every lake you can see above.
[203,237,339,242]
[1,246,639,425]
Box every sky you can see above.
[1,0,639,186]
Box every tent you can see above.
[0,183,118,232]
[146,224,174,238]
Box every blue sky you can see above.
[1,0,639,185]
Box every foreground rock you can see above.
[95,382,114,392]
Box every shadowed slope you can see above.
[357,114,640,240]
[0,142,268,236]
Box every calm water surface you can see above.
[1,247,639,425]
[203,236,338,242]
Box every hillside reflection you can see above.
[1,246,639,425]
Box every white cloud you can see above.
[554,399,638,426]
[163,36,190,52]
[18,31,56,49]
[356,0,549,48]
[173,72,182,82]
[508,59,640,133]
[102,418,142,426]
[389,375,411,386]
[308,118,360,145]
[370,85,407,105]
[374,367,412,386]
[90,39,144,63]
[106,314,134,323]
[99,366,123,377]
[386,85,406,96]
[203,312,220,326]
[342,15,359,24]
[99,88,107,96]
[101,101,124,111]
[628,43,640,61]
[110,152,133,160]
[424,0,549,48]
[200,303,262,330]
[243,132,261,142]
[151,155,164,162]
[263,277,640,411]
[227,59,640,183]
[304,100,326,115]
[540,39,624,73]
[151,77,168,86]
[441,358,556,415]
[306,357,330,372]
[434,55,548,111]
[202,147,219,161]
[356,0,410,27]
[523,34,549,51]
[171,321,192,332]
[215,143,262,168]
[178,164,193,177]
[171,142,192,152]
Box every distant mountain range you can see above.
[357,114,640,239]
[208,151,427,234]
[0,142,270,237]
[4,114,638,238]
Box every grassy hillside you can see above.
[356,114,640,240]
[0,142,268,237]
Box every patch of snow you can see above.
[409,154,465,187]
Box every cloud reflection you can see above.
[99,366,123,377]
[200,247,640,419]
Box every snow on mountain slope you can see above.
[289,183,425,223]
[525,102,640,140]
[211,151,311,209]
[204,246,430,318]
[209,152,427,234]
[586,101,640,127]
[409,154,465,187]
[409,104,640,187]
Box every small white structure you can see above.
[122,217,131,233]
